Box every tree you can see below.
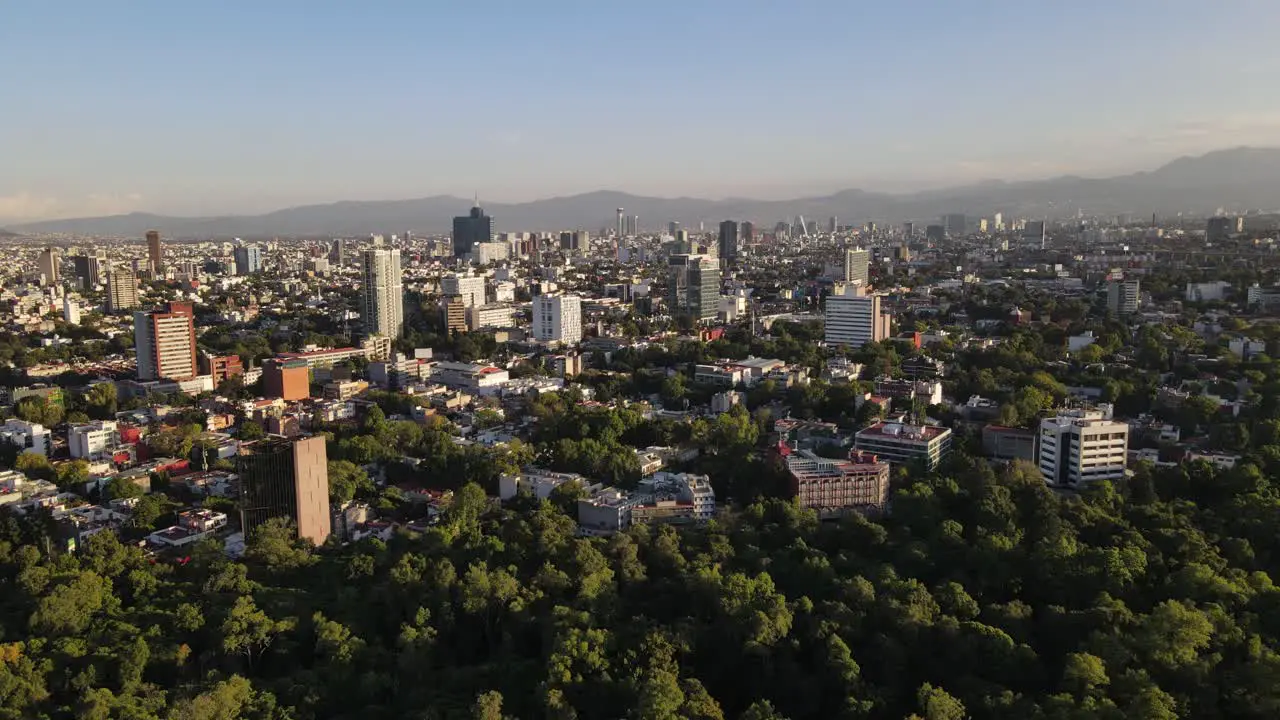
[327,459,371,505]
[105,475,144,501]
[912,683,966,720]
[14,452,54,481]
[55,460,91,490]
[221,595,291,670]
[239,420,266,442]
[472,690,505,720]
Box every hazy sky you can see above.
[5,0,1280,222]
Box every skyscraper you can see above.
[146,230,163,274]
[233,246,262,275]
[668,221,680,236]
[106,268,140,312]
[452,204,493,257]
[134,302,197,381]
[902,222,915,237]
[331,238,347,266]
[718,221,740,264]
[237,435,331,546]
[362,246,404,338]
[1107,279,1140,316]
[844,247,870,287]
[828,216,839,233]
[533,293,583,345]
[741,221,755,244]
[942,214,966,237]
[616,208,625,237]
[72,252,105,289]
[37,248,60,287]
[668,255,721,323]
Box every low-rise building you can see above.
[981,425,1036,462]
[0,419,51,456]
[498,469,595,501]
[148,509,229,548]
[69,420,119,460]
[854,421,952,470]
[784,448,890,517]
[431,362,510,395]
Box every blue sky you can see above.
[4,0,1280,221]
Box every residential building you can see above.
[534,293,583,345]
[441,273,485,308]
[843,247,870,286]
[200,353,245,387]
[443,296,467,335]
[824,283,891,348]
[499,469,594,501]
[63,297,81,325]
[711,391,746,413]
[148,509,228,548]
[367,352,433,389]
[784,448,890,517]
[69,421,119,460]
[0,419,51,455]
[1107,279,1140,315]
[465,303,516,332]
[1038,410,1129,488]
[106,269,140,312]
[668,254,721,323]
[237,435,331,545]
[233,246,262,275]
[134,302,198,381]
[263,358,311,401]
[854,421,952,470]
[362,245,404,338]
[1184,281,1231,303]
[453,204,493,257]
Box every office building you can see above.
[146,230,163,274]
[534,293,583,345]
[943,213,966,236]
[71,252,104,288]
[718,220,739,263]
[1022,221,1047,249]
[331,238,347,266]
[134,302,197,381]
[824,283,890,348]
[237,435,331,546]
[616,208,625,237]
[106,269,140,312]
[902,222,915,237]
[843,247,870,286]
[1107,279,1140,316]
[69,421,118,460]
[201,353,244,387]
[452,204,493,257]
[1206,216,1237,242]
[37,248,59,287]
[443,296,467,335]
[925,224,945,243]
[233,246,262,275]
[741,221,754,244]
[854,421,952,470]
[441,273,485,308]
[673,229,691,253]
[1038,410,1128,488]
[361,246,404,338]
[263,358,311,401]
[668,221,680,236]
[785,448,890,517]
[668,254,721,323]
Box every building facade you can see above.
[453,205,493,257]
[107,269,140,312]
[233,246,262,275]
[785,448,890,516]
[146,230,163,274]
[263,358,311,401]
[1038,411,1129,487]
[1108,279,1140,315]
[668,254,721,323]
[824,283,891,348]
[362,246,404,338]
[533,293,583,345]
[134,302,198,381]
[854,421,952,470]
[237,435,331,545]
[442,273,486,309]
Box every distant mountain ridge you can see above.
[9,147,1280,237]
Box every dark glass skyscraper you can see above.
[718,220,739,263]
[238,435,331,546]
[453,205,493,257]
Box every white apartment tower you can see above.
[362,246,404,338]
[824,282,891,348]
[441,273,486,309]
[1107,279,1140,316]
[1038,411,1129,487]
[844,247,870,286]
[534,293,583,345]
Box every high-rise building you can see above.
[263,358,311,401]
[106,268,140,312]
[668,255,721,323]
[1022,221,1047,249]
[533,293,583,345]
[926,225,946,243]
[824,283,890,348]
[361,246,404,338]
[1038,410,1128,488]
[718,220,739,263]
[331,238,347,266]
[828,216,839,233]
[844,247,870,287]
[1107,279,1140,316]
[741,221,755,244]
[452,204,493,257]
[441,273,485,308]
[63,297,81,325]
[443,296,467,335]
[134,302,197,381]
[237,435,331,546]
[668,221,680,236]
[942,213,967,236]
[673,230,691,253]
[1206,216,1234,242]
[72,252,105,288]
[233,246,262,275]
[993,212,1004,231]
[146,230,163,274]
[37,248,60,286]
[902,222,915,237]
[616,208,625,238]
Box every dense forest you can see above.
[1,450,1279,719]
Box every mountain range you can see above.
[7,147,1280,238]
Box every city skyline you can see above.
[6,1,1280,222]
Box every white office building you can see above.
[69,421,119,460]
[442,273,486,309]
[533,293,583,345]
[362,246,404,338]
[63,297,81,325]
[825,282,891,348]
[1038,410,1129,487]
[844,247,870,286]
